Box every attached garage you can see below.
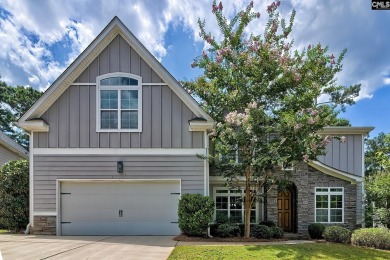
[58,179,181,236]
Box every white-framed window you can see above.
[96,73,142,132]
[315,187,344,223]
[213,187,258,223]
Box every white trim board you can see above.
[33,211,57,216]
[308,160,363,184]
[34,148,207,156]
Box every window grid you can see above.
[214,188,257,223]
[96,73,142,132]
[315,187,344,223]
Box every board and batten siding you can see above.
[0,144,24,167]
[33,154,204,212]
[33,36,203,149]
[317,134,363,177]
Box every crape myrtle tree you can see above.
[183,0,360,238]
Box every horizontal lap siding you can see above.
[0,144,24,167]
[34,34,203,149]
[33,154,204,212]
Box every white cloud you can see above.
[0,0,389,104]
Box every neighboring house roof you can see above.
[18,16,213,132]
[0,131,29,159]
[308,160,363,184]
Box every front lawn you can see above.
[0,230,11,234]
[168,243,390,260]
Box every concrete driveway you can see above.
[0,235,176,260]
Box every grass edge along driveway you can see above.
[168,243,390,260]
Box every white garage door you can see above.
[60,180,181,236]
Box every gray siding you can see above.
[33,35,204,149]
[318,134,363,177]
[33,154,205,212]
[0,144,24,167]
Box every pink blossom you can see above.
[248,101,257,109]
[216,55,223,63]
[216,122,222,128]
[256,12,261,18]
[308,44,311,50]
[303,154,309,162]
[276,0,281,7]
[191,61,197,68]
[212,3,218,13]
[322,135,332,145]
[218,2,223,11]
[310,109,319,116]
[330,59,335,65]
[330,54,335,59]
[250,1,254,8]
[308,118,315,124]
[294,124,301,131]
[294,72,301,82]
[340,136,346,143]
[202,51,207,58]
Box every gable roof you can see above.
[308,160,363,184]
[18,16,213,131]
[0,131,29,159]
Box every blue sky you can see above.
[0,0,389,137]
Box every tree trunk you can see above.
[244,168,252,238]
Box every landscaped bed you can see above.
[174,234,288,242]
[168,243,390,260]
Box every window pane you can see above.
[250,210,256,223]
[109,77,120,85]
[101,111,118,129]
[330,188,343,192]
[121,111,138,129]
[330,209,343,222]
[130,78,138,85]
[121,90,138,109]
[216,190,228,193]
[330,195,343,208]
[120,77,130,85]
[216,210,228,221]
[230,196,242,210]
[216,196,228,210]
[316,188,328,192]
[316,195,328,208]
[230,210,242,223]
[316,209,328,222]
[100,78,110,85]
[101,90,117,109]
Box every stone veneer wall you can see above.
[267,163,357,238]
[32,216,56,235]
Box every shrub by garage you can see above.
[178,194,214,236]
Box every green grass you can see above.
[168,243,390,260]
[0,229,11,234]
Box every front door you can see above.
[278,190,292,232]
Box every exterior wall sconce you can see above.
[117,161,123,173]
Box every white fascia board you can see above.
[0,131,29,158]
[34,148,207,156]
[189,121,214,132]
[321,126,375,135]
[308,160,363,184]
[17,120,49,132]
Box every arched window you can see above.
[96,73,142,132]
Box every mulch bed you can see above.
[174,234,289,242]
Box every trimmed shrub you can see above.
[270,226,284,238]
[216,223,240,238]
[251,224,272,239]
[351,228,390,250]
[209,223,219,237]
[238,224,257,237]
[323,226,351,244]
[308,223,326,239]
[178,194,214,236]
[373,208,390,228]
[0,160,29,231]
[259,220,277,227]
[215,214,230,224]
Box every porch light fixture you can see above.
[117,161,124,173]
